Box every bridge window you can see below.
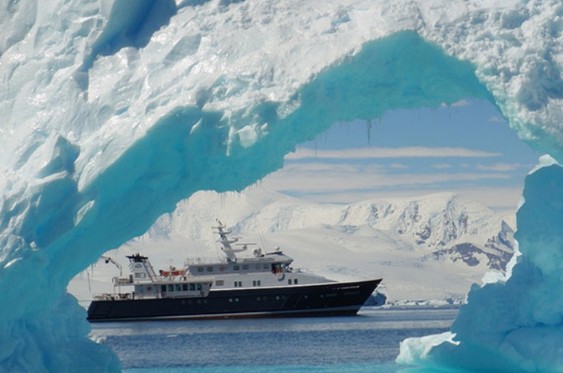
[182,284,188,291]
[207,266,213,272]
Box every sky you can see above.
[255,99,541,224]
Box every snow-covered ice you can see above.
[1,0,563,371]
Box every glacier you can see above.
[1,0,562,372]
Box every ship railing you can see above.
[112,276,133,285]
[184,257,228,266]
[93,292,133,301]
[153,276,189,283]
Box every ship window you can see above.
[263,264,269,269]
[233,265,240,271]
[168,284,174,292]
[294,279,298,284]
[175,284,182,292]
[234,282,238,288]
[252,280,261,287]
[216,280,224,286]
[196,283,202,291]
[207,266,213,272]
[197,267,204,272]
[182,284,188,291]
[189,283,195,291]
[242,264,249,270]
[161,285,166,292]
[135,273,146,278]
[288,279,292,285]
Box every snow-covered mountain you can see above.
[158,190,513,268]
[72,190,514,305]
[243,192,515,270]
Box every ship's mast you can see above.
[214,220,248,262]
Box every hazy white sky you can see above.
[256,99,540,221]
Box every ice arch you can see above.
[1,1,562,372]
[0,30,485,372]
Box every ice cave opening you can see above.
[1,4,562,371]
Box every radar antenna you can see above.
[213,219,249,262]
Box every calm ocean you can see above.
[90,307,458,372]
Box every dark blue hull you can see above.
[87,279,382,322]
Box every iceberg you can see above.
[0,0,562,371]
[398,155,563,372]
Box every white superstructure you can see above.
[95,220,333,301]
[185,220,333,289]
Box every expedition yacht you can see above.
[87,221,382,321]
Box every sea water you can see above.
[90,307,458,372]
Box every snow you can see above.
[1,0,563,371]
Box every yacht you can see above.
[87,221,382,322]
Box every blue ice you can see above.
[1,1,562,372]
